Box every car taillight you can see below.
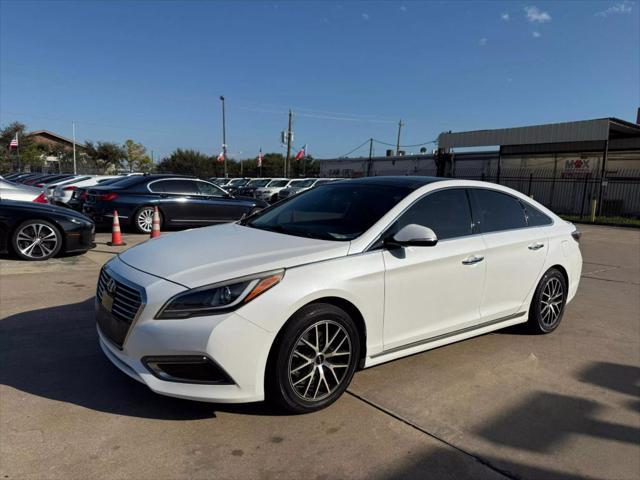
[36,183,45,187]
[571,228,581,243]
[64,185,77,191]
[33,193,49,204]
[99,192,118,201]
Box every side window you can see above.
[161,180,198,195]
[390,189,473,240]
[523,202,553,227]
[472,189,527,233]
[195,181,224,197]
[148,180,167,193]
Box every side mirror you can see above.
[384,224,438,248]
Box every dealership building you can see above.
[318,115,640,179]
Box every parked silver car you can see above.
[0,177,48,203]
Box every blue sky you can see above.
[1,0,638,160]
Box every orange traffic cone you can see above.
[107,210,126,246]
[150,206,161,239]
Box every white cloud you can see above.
[361,13,370,21]
[596,1,634,17]
[532,31,542,37]
[400,5,407,12]
[501,13,510,21]
[525,6,552,23]
[479,37,488,46]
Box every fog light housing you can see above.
[142,355,234,384]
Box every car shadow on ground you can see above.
[373,361,640,480]
[0,298,286,420]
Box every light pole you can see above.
[220,95,227,177]
[72,122,77,174]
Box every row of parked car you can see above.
[0,172,338,261]
[210,177,337,203]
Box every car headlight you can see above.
[155,270,284,319]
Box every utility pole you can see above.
[367,138,374,176]
[72,123,77,174]
[219,95,228,177]
[396,119,404,156]
[285,109,293,178]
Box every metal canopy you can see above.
[438,118,640,149]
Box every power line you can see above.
[372,138,438,148]
[338,139,371,158]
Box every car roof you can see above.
[334,176,444,190]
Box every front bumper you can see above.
[97,257,274,403]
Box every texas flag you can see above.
[294,144,307,161]
[257,148,263,167]
[216,151,225,162]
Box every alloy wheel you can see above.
[540,277,564,328]
[137,208,154,233]
[288,320,352,402]
[15,223,58,259]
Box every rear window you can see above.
[106,176,146,189]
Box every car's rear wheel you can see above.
[268,303,360,413]
[133,206,160,234]
[12,220,62,261]
[527,268,567,334]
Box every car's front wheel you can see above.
[12,220,62,261]
[268,303,360,413]
[527,268,567,334]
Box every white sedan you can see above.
[96,177,582,413]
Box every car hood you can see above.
[118,222,350,288]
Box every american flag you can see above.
[9,133,18,149]
[257,148,263,167]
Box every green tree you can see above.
[123,139,153,173]
[0,122,36,173]
[84,141,126,174]
[157,149,215,178]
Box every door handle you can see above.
[528,242,545,251]
[462,255,484,265]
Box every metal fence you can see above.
[450,167,640,226]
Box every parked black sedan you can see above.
[82,175,269,233]
[0,200,95,260]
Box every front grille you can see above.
[97,268,143,348]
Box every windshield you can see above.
[268,180,289,188]
[246,183,412,241]
[290,179,315,188]
[213,179,229,186]
[229,178,249,186]
[247,179,271,187]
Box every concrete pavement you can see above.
[1,225,638,479]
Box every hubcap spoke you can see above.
[540,277,564,327]
[288,320,352,402]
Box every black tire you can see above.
[270,194,278,203]
[12,219,62,261]
[527,268,567,334]
[133,206,161,234]
[267,303,360,414]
